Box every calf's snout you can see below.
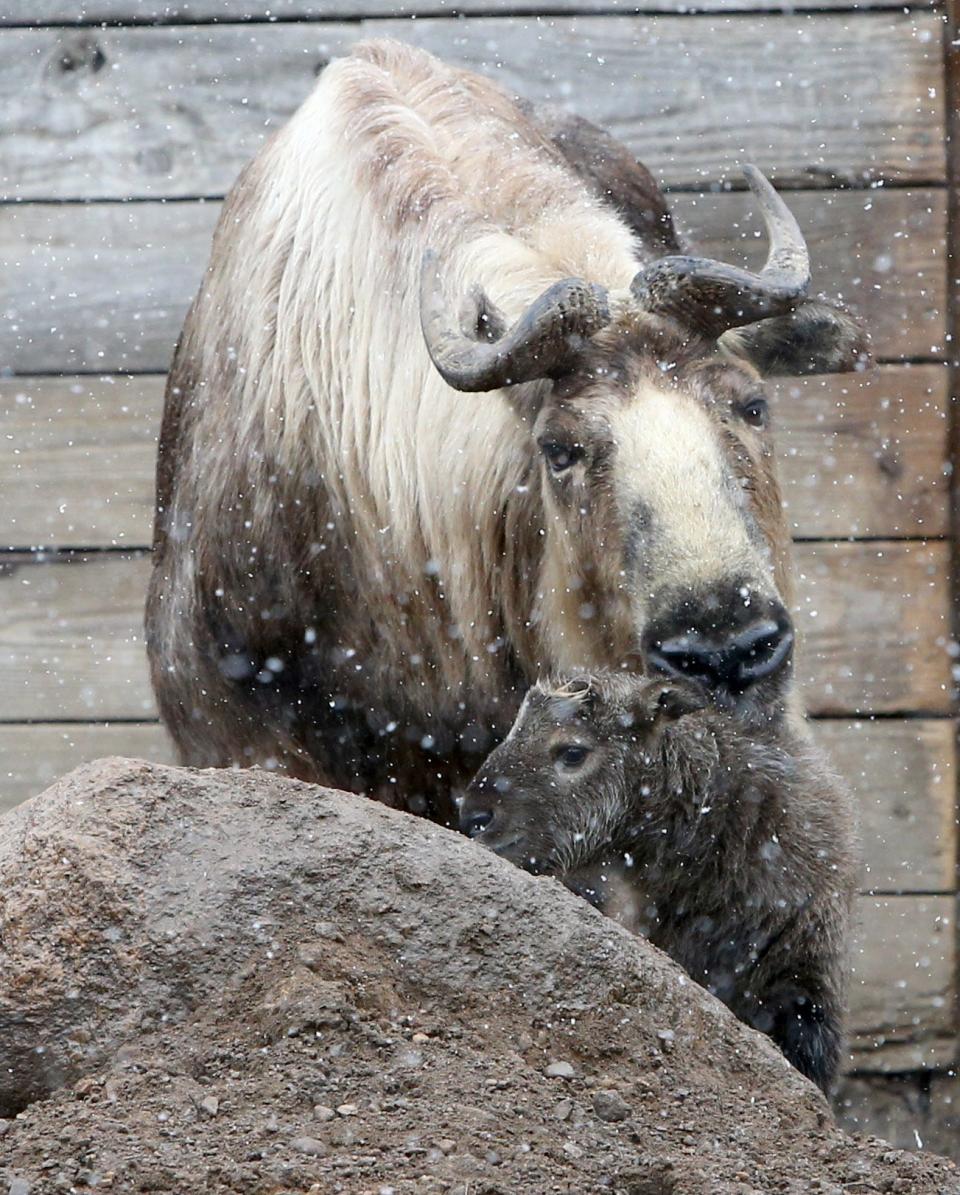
[461,807,495,838]
[459,772,500,838]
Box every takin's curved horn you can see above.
[629,165,810,339]
[419,250,611,392]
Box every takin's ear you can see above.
[717,299,871,377]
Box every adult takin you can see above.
[146,39,868,821]
[458,672,858,1093]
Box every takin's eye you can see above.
[734,394,770,429]
[539,440,585,473]
[553,743,592,771]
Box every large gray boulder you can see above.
[0,758,956,1194]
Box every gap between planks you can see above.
[1,178,952,205]
[0,0,942,30]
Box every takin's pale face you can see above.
[530,334,794,726]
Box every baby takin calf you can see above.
[459,673,858,1093]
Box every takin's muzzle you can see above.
[642,588,794,701]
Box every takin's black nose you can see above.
[644,602,794,696]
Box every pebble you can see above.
[545,1061,576,1079]
[554,1099,573,1122]
[336,1103,359,1117]
[411,1032,430,1043]
[436,1139,456,1155]
[313,1104,336,1122]
[8,1179,31,1195]
[0,1119,11,1137]
[291,1136,328,1157]
[592,1089,630,1123]
[313,922,344,943]
[200,1096,220,1117]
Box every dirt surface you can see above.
[0,759,957,1195]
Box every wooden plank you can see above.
[795,541,953,716]
[840,1071,960,1158]
[772,365,949,539]
[0,554,155,721]
[0,542,949,717]
[0,375,161,549]
[0,188,942,374]
[835,1075,931,1147]
[847,895,955,1072]
[0,200,220,375]
[0,0,936,23]
[0,14,943,201]
[2,366,946,549]
[0,723,174,817]
[815,720,957,894]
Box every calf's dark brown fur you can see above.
[460,673,858,1093]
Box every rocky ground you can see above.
[0,758,958,1194]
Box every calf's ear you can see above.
[629,680,708,728]
[654,682,709,723]
[719,299,871,377]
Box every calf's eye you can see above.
[541,441,584,473]
[554,744,591,770]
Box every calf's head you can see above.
[422,167,869,723]
[459,673,707,872]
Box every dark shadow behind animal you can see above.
[460,672,859,1093]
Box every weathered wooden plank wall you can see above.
[0,0,954,1083]
[0,18,944,196]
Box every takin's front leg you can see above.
[735,899,850,1094]
[773,987,843,1096]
